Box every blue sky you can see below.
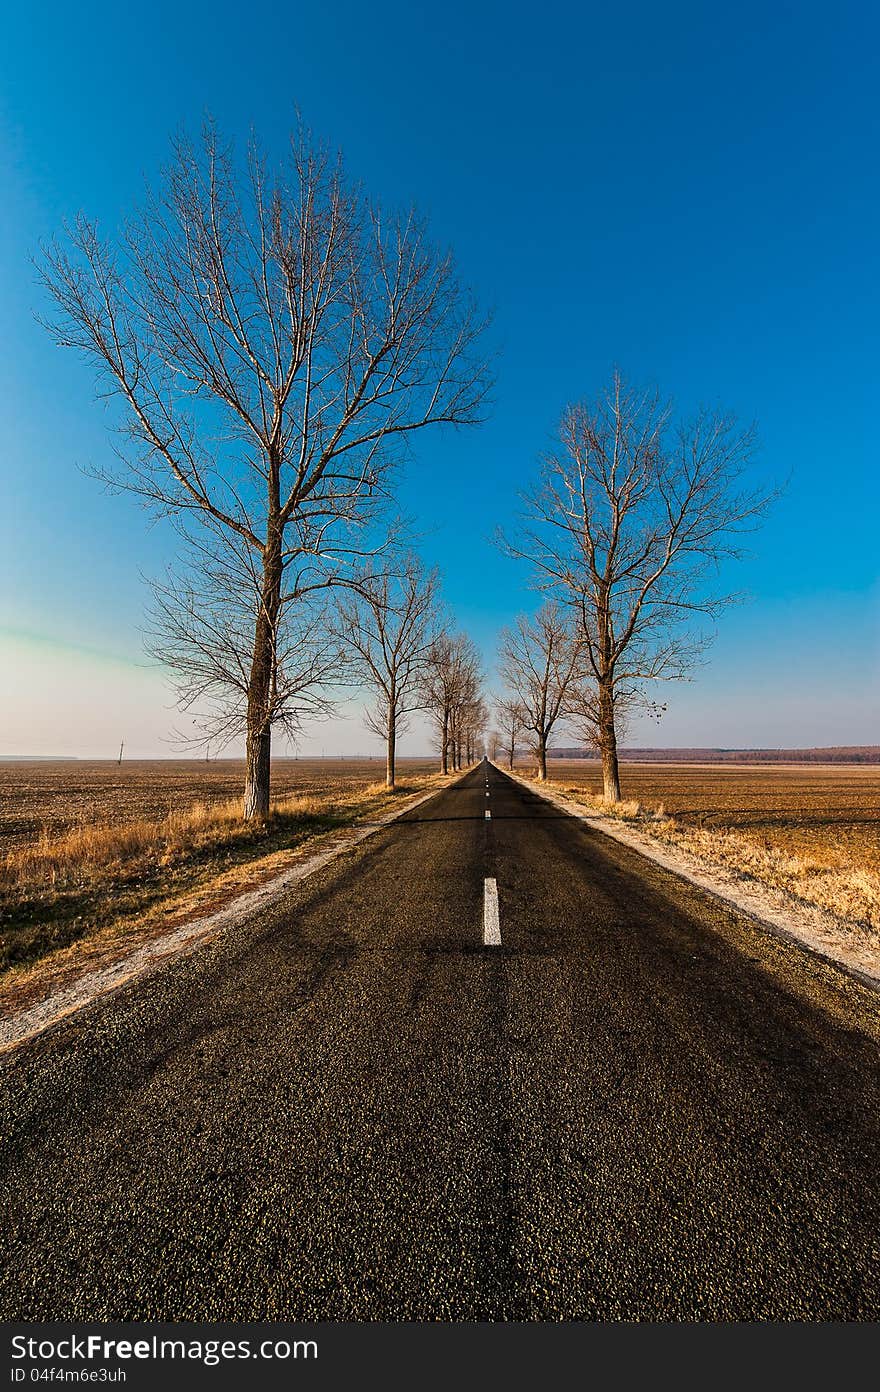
[1,0,877,756]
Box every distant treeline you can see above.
[549,747,880,765]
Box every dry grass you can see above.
[544,786,644,822]
[646,818,880,932]
[0,757,428,855]
[2,788,361,890]
[535,760,880,935]
[0,760,442,975]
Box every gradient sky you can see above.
[1,0,878,757]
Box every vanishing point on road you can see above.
[2,763,879,1321]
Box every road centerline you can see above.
[483,877,501,947]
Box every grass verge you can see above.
[524,773,880,938]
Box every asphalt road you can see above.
[2,761,879,1321]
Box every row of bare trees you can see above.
[332,559,486,787]
[41,122,771,813]
[493,376,773,798]
[421,633,484,775]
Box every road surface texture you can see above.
[2,763,879,1321]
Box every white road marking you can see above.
[485,791,490,798]
[483,877,501,946]
[485,809,491,820]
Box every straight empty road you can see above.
[2,762,879,1321]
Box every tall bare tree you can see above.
[497,602,581,780]
[332,557,439,789]
[39,123,491,817]
[494,695,526,770]
[506,372,771,801]
[421,632,482,773]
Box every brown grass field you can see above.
[538,759,880,933]
[544,759,880,874]
[0,758,432,856]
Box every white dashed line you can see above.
[483,878,501,947]
[485,809,491,820]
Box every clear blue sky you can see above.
[1,0,877,756]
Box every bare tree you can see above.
[147,532,341,753]
[421,632,482,773]
[450,680,476,770]
[39,122,491,818]
[506,372,771,801]
[449,656,484,770]
[567,683,665,764]
[494,695,526,770]
[332,557,439,789]
[497,602,581,780]
[458,695,488,766]
[486,729,502,761]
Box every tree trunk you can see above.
[598,678,621,802]
[508,737,515,770]
[243,520,282,820]
[536,736,547,781]
[441,709,449,774]
[386,715,396,790]
[244,726,271,819]
[596,587,621,803]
